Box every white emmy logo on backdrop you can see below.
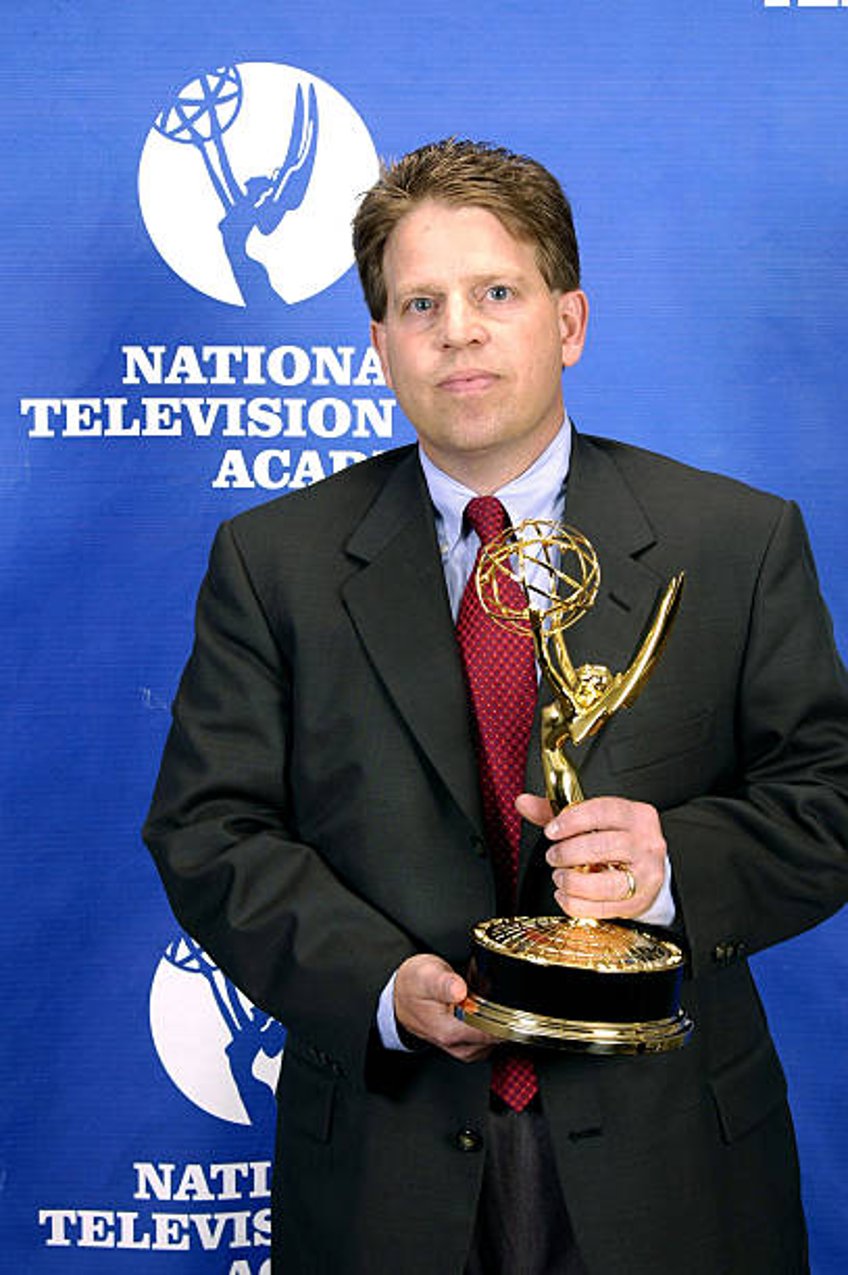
[150,934,285,1126]
[139,63,379,306]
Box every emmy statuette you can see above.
[459,522,693,1055]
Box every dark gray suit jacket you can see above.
[144,432,848,1274]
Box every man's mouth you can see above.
[437,370,499,395]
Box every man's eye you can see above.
[407,297,433,314]
[486,285,511,302]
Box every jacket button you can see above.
[454,1126,483,1153]
[713,940,747,966]
[470,834,487,858]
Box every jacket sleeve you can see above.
[662,499,848,975]
[142,519,417,1080]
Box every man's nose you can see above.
[440,294,487,347]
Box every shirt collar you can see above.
[419,418,572,555]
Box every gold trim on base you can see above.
[471,915,685,972]
[459,993,693,1055]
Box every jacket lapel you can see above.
[341,450,484,834]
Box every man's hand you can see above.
[516,793,667,920]
[394,954,494,1062]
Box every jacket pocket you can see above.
[279,1047,337,1144]
[608,708,714,775]
[709,1034,788,1143]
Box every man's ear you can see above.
[370,319,393,390]
[558,290,589,369]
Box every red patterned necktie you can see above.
[456,496,539,1111]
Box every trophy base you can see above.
[459,992,693,1055]
[461,915,693,1055]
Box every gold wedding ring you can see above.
[573,860,637,902]
[619,865,637,902]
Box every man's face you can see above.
[370,200,587,491]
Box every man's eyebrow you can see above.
[392,270,528,296]
[391,280,443,296]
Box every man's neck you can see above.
[419,419,571,520]
[419,428,566,496]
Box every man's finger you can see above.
[553,863,635,903]
[516,792,554,827]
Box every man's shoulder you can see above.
[227,444,419,541]
[578,433,786,524]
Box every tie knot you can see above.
[464,496,508,546]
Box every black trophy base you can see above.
[459,915,693,1055]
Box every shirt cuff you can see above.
[634,855,675,927]
[377,970,414,1052]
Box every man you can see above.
[144,139,848,1274]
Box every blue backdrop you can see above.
[3,3,847,1271]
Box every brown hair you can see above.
[352,138,581,321]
